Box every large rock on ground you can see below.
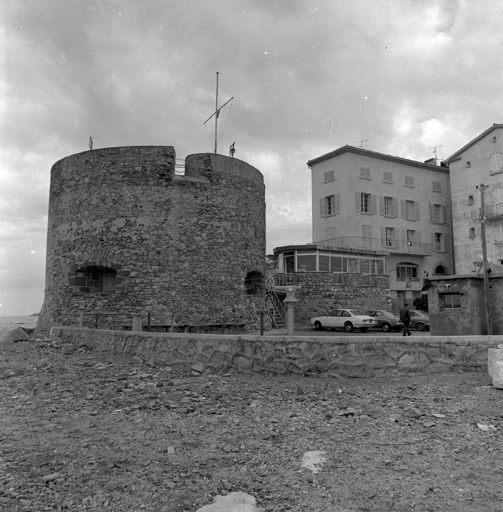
[196,492,262,512]
[0,324,30,343]
[488,349,503,389]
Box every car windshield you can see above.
[348,309,367,316]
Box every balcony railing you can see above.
[484,204,503,220]
[315,237,432,256]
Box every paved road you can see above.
[270,326,431,337]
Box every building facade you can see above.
[442,124,503,275]
[307,146,453,311]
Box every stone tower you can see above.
[36,147,266,334]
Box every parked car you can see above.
[311,309,377,333]
[365,309,403,332]
[409,310,430,331]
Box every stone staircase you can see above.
[265,280,286,329]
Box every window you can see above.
[380,196,397,217]
[385,227,394,247]
[297,254,317,272]
[434,233,442,252]
[402,199,419,220]
[442,294,461,309]
[320,194,340,217]
[383,171,393,183]
[469,227,476,238]
[396,264,418,280]
[356,192,376,213]
[432,181,442,192]
[360,167,371,179]
[495,223,503,243]
[430,203,448,224]
[406,230,415,246]
[489,153,503,174]
[468,195,474,205]
[489,186,503,217]
[405,176,414,187]
[324,170,335,182]
[244,271,265,295]
[466,161,471,168]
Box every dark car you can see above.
[366,310,403,332]
[409,310,430,331]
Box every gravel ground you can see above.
[1,335,502,512]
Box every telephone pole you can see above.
[479,184,493,335]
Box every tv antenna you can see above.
[355,139,368,148]
[429,144,442,163]
[89,136,93,150]
[203,72,234,154]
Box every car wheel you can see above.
[344,322,354,332]
[416,322,426,331]
[314,321,324,331]
[359,327,368,333]
[381,323,391,332]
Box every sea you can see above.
[0,315,39,328]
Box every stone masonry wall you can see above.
[51,326,502,378]
[283,273,390,325]
[37,148,267,335]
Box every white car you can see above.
[311,309,377,333]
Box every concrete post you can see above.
[282,286,301,336]
[78,310,84,328]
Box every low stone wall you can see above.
[50,326,503,378]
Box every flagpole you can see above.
[214,72,219,154]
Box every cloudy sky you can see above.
[1,0,502,316]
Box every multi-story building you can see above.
[442,123,503,275]
[306,145,453,310]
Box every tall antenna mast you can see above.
[203,72,234,154]
[429,145,442,163]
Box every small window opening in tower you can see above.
[71,265,117,294]
[244,271,265,295]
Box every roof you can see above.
[442,124,503,164]
[306,145,449,173]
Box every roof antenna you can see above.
[203,72,234,154]
[355,139,368,148]
[229,142,236,158]
[89,136,93,150]
[428,145,442,164]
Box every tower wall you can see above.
[36,146,266,334]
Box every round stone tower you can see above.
[36,147,266,334]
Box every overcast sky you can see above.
[1,0,502,316]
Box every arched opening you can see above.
[244,271,265,295]
[434,265,446,274]
[70,265,117,294]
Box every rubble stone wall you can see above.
[51,326,502,378]
[283,272,390,325]
[37,148,266,335]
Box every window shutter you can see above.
[355,192,361,212]
[414,201,420,220]
[381,226,385,246]
[400,199,406,218]
[371,194,377,214]
[429,202,434,223]
[497,152,503,171]
[392,198,398,217]
[431,232,435,250]
[402,229,407,246]
[444,234,451,252]
[379,196,384,215]
[443,205,449,225]
[334,193,340,213]
[320,198,325,217]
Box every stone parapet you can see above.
[51,326,503,378]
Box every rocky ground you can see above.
[1,334,502,512]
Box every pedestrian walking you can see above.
[399,303,411,336]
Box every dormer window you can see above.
[466,161,471,168]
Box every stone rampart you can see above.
[51,326,502,378]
